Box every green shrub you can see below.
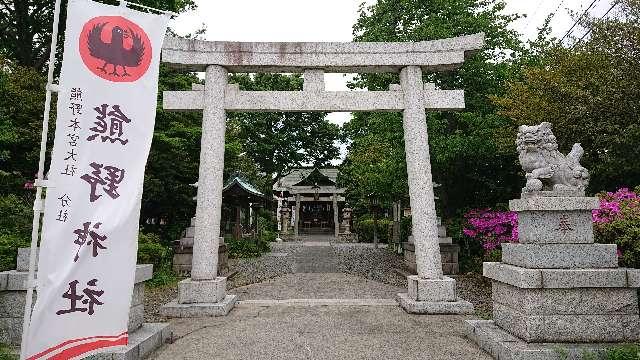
[0,233,29,271]
[136,231,181,287]
[137,232,169,268]
[354,217,392,243]
[225,236,270,258]
[0,194,33,271]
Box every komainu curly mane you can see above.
[516,122,589,193]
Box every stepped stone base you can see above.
[172,241,228,275]
[87,323,171,360]
[403,242,459,275]
[160,295,237,317]
[465,319,628,360]
[397,293,474,314]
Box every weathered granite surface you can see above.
[501,243,618,269]
[492,282,639,316]
[493,302,640,343]
[397,293,474,315]
[400,65,443,280]
[161,33,485,73]
[160,295,237,318]
[516,210,595,244]
[516,122,590,193]
[466,320,631,360]
[178,277,227,304]
[191,65,227,281]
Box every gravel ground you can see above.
[143,242,493,322]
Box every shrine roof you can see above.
[273,168,342,192]
[223,175,266,199]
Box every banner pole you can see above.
[19,0,64,358]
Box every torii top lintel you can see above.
[161,33,485,73]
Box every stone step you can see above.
[493,302,640,343]
[483,262,640,289]
[465,319,625,360]
[87,323,171,360]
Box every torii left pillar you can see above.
[161,65,237,317]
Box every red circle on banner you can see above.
[79,16,152,83]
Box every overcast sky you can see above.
[169,0,616,163]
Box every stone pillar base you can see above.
[396,275,474,314]
[465,320,626,360]
[160,277,236,318]
[160,295,237,318]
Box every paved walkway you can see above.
[234,273,402,301]
[149,236,490,359]
[150,306,490,360]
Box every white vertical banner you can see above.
[24,0,168,358]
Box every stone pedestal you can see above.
[172,217,228,275]
[1,249,169,359]
[466,195,640,359]
[397,275,474,314]
[160,277,236,317]
[403,218,459,275]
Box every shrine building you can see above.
[273,168,346,238]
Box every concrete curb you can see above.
[236,298,398,307]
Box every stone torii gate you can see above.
[160,34,483,317]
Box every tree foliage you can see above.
[0,58,48,194]
[229,73,340,182]
[495,0,640,192]
[340,0,525,215]
[0,0,196,71]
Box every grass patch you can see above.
[146,264,182,288]
[606,344,640,360]
[0,343,17,360]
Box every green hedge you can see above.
[225,236,270,258]
[354,218,392,243]
[0,194,32,271]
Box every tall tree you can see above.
[340,0,525,215]
[0,0,195,71]
[495,0,640,192]
[0,58,47,194]
[229,73,341,183]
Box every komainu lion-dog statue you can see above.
[516,122,590,193]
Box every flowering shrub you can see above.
[593,187,640,268]
[463,208,518,253]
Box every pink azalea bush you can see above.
[463,208,518,253]
[592,187,640,268]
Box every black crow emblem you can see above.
[87,23,145,77]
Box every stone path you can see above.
[149,306,491,360]
[233,273,403,301]
[148,236,491,359]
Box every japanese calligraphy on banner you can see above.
[24,0,168,358]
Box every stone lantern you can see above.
[342,205,352,234]
[280,200,290,234]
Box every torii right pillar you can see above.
[396,66,474,314]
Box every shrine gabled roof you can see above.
[273,168,341,192]
[223,176,266,199]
